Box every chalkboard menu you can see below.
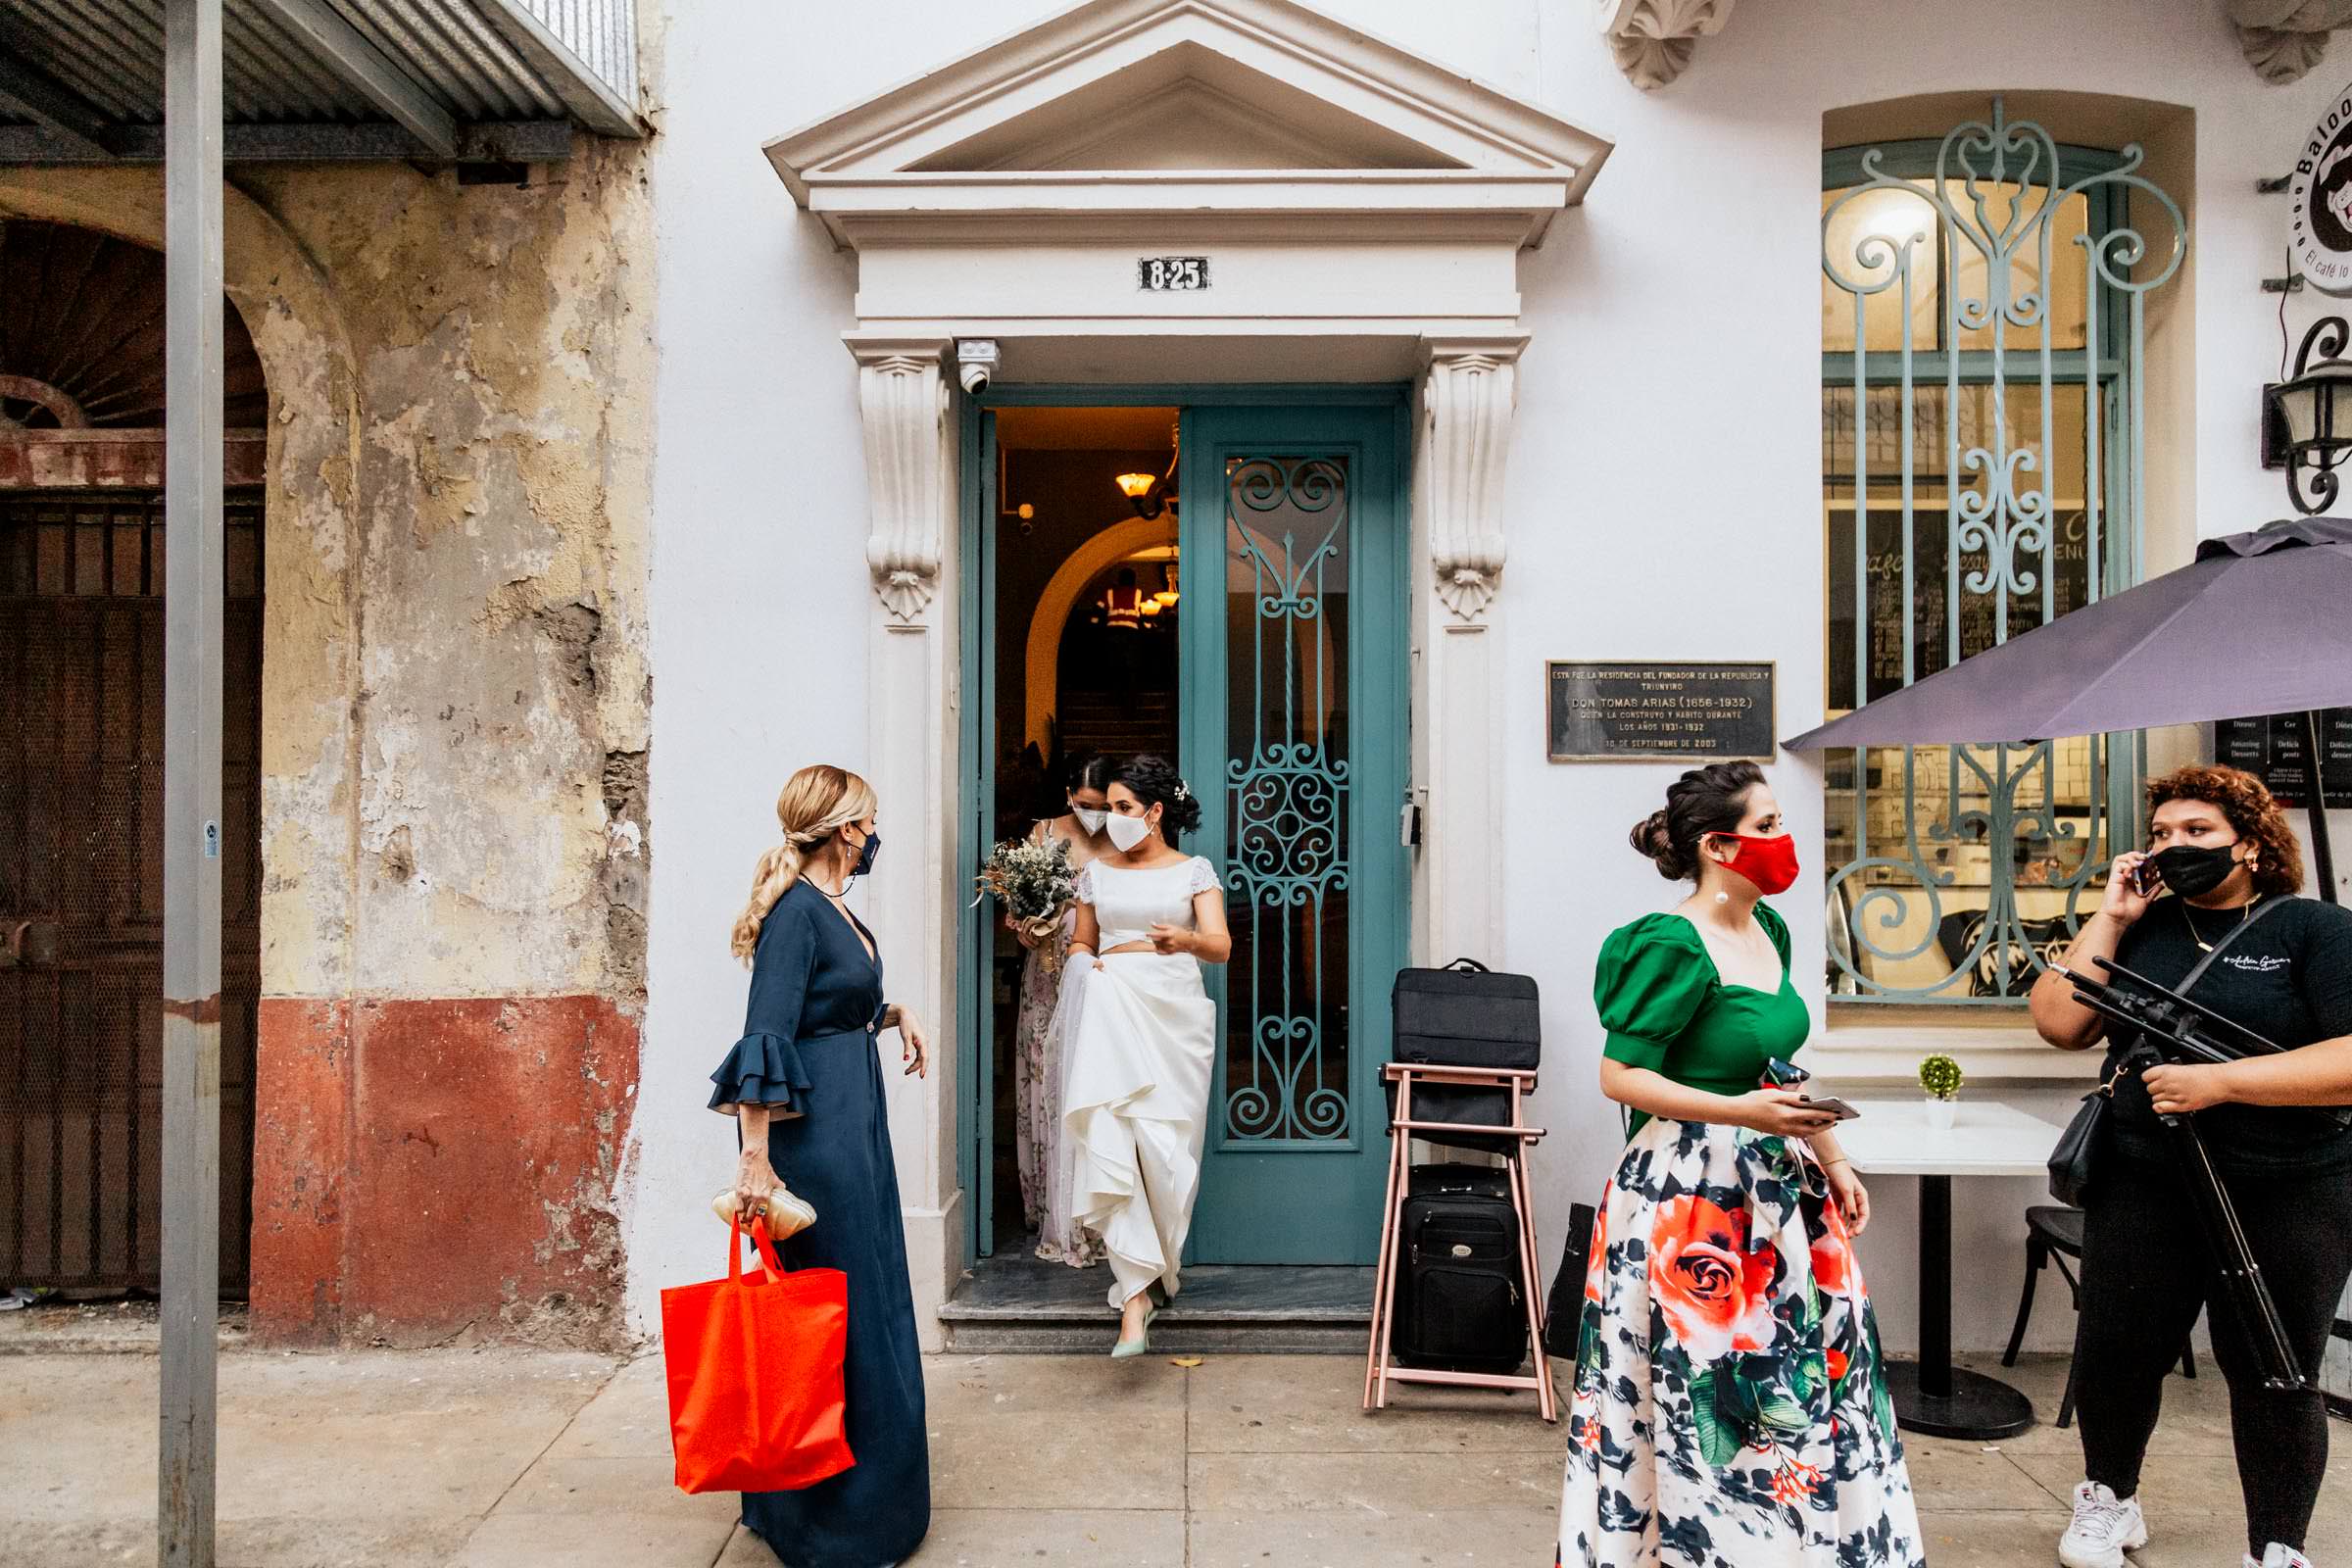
[1547,662,1777,762]
[2215,710,2352,808]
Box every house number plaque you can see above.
[1138,256,1210,291]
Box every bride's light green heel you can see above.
[1109,1293,1158,1358]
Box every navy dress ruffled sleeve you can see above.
[709,899,818,1116]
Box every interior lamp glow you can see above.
[1114,473,1156,499]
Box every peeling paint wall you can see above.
[1,126,657,1348]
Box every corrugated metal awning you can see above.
[0,0,640,164]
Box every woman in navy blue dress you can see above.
[713,763,931,1568]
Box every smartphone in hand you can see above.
[1798,1096,1862,1121]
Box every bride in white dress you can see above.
[1054,755,1230,1356]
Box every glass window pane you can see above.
[1222,455,1352,1143]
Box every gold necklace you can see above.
[2180,900,2248,953]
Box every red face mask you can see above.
[1714,832,1799,896]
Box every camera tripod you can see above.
[2058,957,2308,1393]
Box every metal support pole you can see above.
[2304,710,2339,906]
[160,1,223,1563]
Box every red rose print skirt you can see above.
[1554,1119,1925,1568]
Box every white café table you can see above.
[1838,1097,2068,1441]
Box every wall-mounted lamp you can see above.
[2264,316,2352,514]
[1115,423,1181,519]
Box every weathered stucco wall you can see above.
[0,131,656,1348]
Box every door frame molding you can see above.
[955,383,1411,1261]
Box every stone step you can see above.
[939,1254,1375,1355]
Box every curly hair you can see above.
[1112,754,1202,841]
[2145,763,2303,899]
[1630,760,1766,881]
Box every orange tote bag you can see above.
[662,1216,854,1494]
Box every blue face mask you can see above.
[847,828,880,878]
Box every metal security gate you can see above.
[0,495,261,1293]
[1181,404,1408,1266]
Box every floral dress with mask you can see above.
[1017,817,1105,1267]
[1555,907,1925,1568]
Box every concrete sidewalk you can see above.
[2,1346,2342,1566]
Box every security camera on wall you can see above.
[956,339,999,396]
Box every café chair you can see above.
[2003,1203,2195,1429]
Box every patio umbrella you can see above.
[1782,516,2352,903]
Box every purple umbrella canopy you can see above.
[1783,517,2352,751]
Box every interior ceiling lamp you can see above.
[1153,559,1179,606]
[2266,316,2352,514]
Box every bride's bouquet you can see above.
[975,835,1080,971]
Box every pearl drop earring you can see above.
[1714,890,1730,905]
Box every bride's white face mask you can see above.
[1104,811,1153,853]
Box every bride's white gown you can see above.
[1054,856,1221,1310]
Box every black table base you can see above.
[1883,1360,2036,1441]
[1889,1171,2039,1442]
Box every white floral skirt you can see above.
[1555,1118,1927,1568]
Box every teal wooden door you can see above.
[1180,404,1408,1265]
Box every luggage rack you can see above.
[1362,1061,1557,1421]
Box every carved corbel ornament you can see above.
[2232,0,2352,85]
[1420,337,1526,624]
[850,337,954,624]
[1597,0,1738,92]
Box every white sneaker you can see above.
[2058,1480,2148,1568]
[2246,1546,2313,1568]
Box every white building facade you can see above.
[625,0,2352,1374]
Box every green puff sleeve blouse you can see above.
[1595,905,1811,1137]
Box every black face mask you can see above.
[846,829,880,879]
[2151,842,2240,898]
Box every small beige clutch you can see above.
[711,1184,816,1240]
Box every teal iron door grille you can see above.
[1820,100,2185,1003]
[1220,454,1353,1143]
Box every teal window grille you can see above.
[1819,100,2186,1004]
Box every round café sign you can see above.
[2292,81,2352,295]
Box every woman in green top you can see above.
[1554,761,1923,1568]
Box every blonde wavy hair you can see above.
[730,764,879,962]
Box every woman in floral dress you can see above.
[1015,753,1111,1266]
[1557,761,1925,1568]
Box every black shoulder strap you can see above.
[2176,895,2288,996]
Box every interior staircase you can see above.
[1054,687,1179,764]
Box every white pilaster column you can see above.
[849,333,962,1347]
[1413,335,1525,968]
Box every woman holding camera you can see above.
[2030,764,2352,1568]
[1555,761,1924,1568]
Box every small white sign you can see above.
[2290,82,2352,296]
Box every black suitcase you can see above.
[1388,959,1542,1153]
[1391,1162,1529,1375]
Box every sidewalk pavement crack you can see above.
[1182,1360,1193,1568]
[466,1354,629,1536]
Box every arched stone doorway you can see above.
[0,218,268,1293]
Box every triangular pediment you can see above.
[765,0,1611,245]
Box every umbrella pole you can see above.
[2305,710,2339,906]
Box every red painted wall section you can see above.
[250,996,638,1347]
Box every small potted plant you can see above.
[1918,1053,1963,1133]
